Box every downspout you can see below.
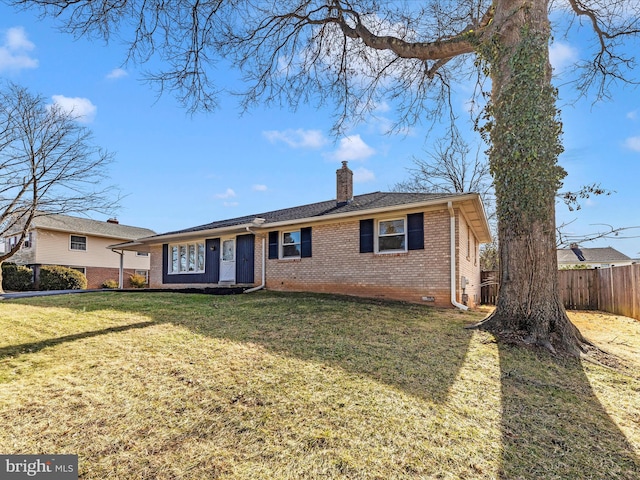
[448,202,469,311]
[244,226,266,293]
[111,249,125,289]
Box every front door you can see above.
[219,237,236,283]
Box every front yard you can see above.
[0,292,638,479]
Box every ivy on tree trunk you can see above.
[471,0,588,355]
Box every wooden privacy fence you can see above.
[481,264,640,321]
[480,271,500,306]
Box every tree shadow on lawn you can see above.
[0,321,156,360]
[6,291,640,478]
[7,291,474,405]
[496,340,640,479]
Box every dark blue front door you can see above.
[235,234,255,284]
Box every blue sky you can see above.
[1,4,639,258]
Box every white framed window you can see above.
[377,218,406,253]
[136,251,149,257]
[169,241,206,274]
[70,235,87,251]
[23,232,32,249]
[282,230,301,258]
[135,270,149,283]
[69,266,86,274]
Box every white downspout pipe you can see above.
[244,226,266,293]
[111,249,125,289]
[448,202,469,311]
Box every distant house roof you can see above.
[30,214,155,240]
[557,247,633,265]
[135,191,491,245]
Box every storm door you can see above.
[219,237,236,283]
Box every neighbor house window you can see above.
[135,270,149,283]
[136,251,149,257]
[23,233,32,249]
[377,218,406,252]
[70,235,87,251]
[169,241,206,273]
[282,230,301,258]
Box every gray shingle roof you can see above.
[31,214,155,240]
[156,191,461,237]
[557,247,632,264]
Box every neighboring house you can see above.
[557,245,635,269]
[4,214,155,288]
[115,162,491,308]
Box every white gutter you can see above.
[243,226,266,293]
[448,201,469,311]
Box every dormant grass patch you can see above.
[0,292,638,479]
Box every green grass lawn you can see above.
[0,291,638,479]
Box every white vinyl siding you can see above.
[31,229,151,270]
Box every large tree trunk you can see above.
[473,0,588,356]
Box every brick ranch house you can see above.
[114,162,491,308]
[5,214,155,289]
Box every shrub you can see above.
[39,265,87,290]
[102,279,120,289]
[128,274,147,288]
[1,263,34,291]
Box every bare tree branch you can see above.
[0,83,120,271]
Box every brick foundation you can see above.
[85,267,146,289]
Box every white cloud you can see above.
[353,167,375,183]
[549,42,579,73]
[624,136,640,152]
[627,110,638,120]
[263,128,328,149]
[331,135,375,162]
[223,201,239,207]
[216,188,236,199]
[50,95,97,123]
[252,184,268,192]
[106,68,128,80]
[374,101,391,113]
[0,27,38,73]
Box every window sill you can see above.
[375,251,408,257]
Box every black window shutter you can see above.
[407,212,424,250]
[162,244,169,283]
[301,227,312,258]
[268,231,279,259]
[360,219,374,253]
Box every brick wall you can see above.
[147,206,482,307]
[456,213,481,308]
[85,267,146,289]
[264,208,460,307]
[149,245,164,287]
